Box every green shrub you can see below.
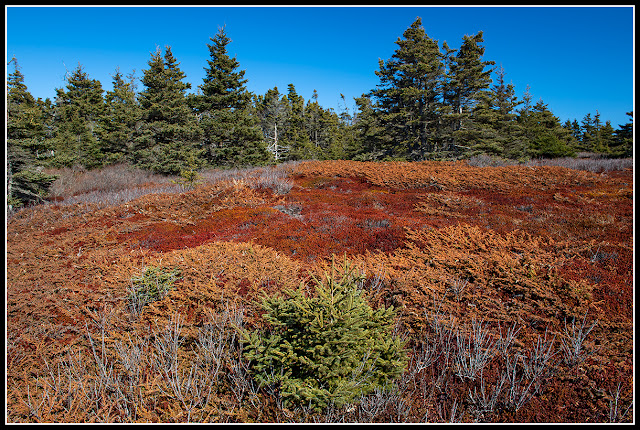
[128,266,181,313]
[170,156,203,191]
[8,168,58,208]
[241,257,408,412]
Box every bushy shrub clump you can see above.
[128,265,181,314]
[241,257,408,412]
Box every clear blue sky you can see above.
[5,5,634,127]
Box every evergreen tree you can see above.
[351,94,388,161]
[462,65,524,159]
[563,119,582,145]
[98,68,141,165]
[580,112,596,153]
[336,93,362,160]
[462,90,502,157]
[319,109,344,160]
[445,31,495,153]
[371,17,445,159]
[597,119,616,155]
[611,111,633,157]
[489,66,524,158]
[590,111,614,154]
[304,90,344,159]
[242,258,408,412]
[516,85,535,151]
[134,46,202,174]
[6,57,58,208]
[305,90,324,150]
[193,26,268,167]
[524,99,576,158]
[52,63,105,168]
[36,97,56,153]
[283,83,314,160]
[255,86,290,162]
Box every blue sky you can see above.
[5,5,634,128]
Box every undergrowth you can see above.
[13,258,631,423]
[6,160,633,423]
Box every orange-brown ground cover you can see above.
[6,160,633,423]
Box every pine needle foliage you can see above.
[242,257,408,412]
[128,266,181,311]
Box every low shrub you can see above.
[127,265,181,315]
[241,257,408,412]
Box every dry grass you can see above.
[44,163,182,208]
[466,153,633,172]
[200,163,296,195]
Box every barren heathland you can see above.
[6,160,634,423]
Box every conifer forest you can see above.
[6,18,634,423]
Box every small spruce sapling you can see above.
[128,266,181,312]
[241,257,408,412]
[170,153,203,190]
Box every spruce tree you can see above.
[611,111,633,158]
[524,99,576,158]
[98,68,141,165]
[597,119,616,155]
[563,119,582,146]
[242,258,408,412]
[336,94,362,160]
[490,66,524,158]
[134,46,203,174]
[579,112,597,153]
[351,94,388,160]
[444,31,495,153]
[371,17,445,159]
[255,86,290,162]
[52,63,105,168]
[464,66,524,158]
[193,26,268,167]
[305,89,324,150]
[283,84,314,160]
[305,90,344,160]
[462,90,502,157]
[587,111,614,155]
[6,57,58,208]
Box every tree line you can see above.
[7,19,633,208]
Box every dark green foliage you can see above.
[305,90,345,160]
[282,84,315,160]
[335,94,362,160]
[350,95,388,161]
[134,46,203,174]
[580,111,615,155]
[564,119,582,143]
[444,31,495,155]
[52,63,106,168]
[98,69,141,165]
[6,57,58,208]
[611,111,633,158]
[129,266,181,307]
[486,66,525,159]
[8,169,59,208]
[242,257,408,412]
[372,17,445,159]
[192,27,269,168]
[520,99,576,158]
